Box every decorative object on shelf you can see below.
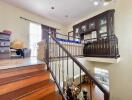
[11,40,26,49]
[75,28,79,34]
[83,75,91,84]
[83,90,88,100]
[3,30,12,35]
[88,22,95,30]
[100,17,107,25]
[77,88,89,100]
[81,25,87,32]
[10,40,30,58]
[64,82,81,100]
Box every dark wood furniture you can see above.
[73,9,115,39]
[73,9,120,58]
[0,32,11,59]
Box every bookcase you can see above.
[73,9,120,58]
[0,32,11,59]
[73,9,115,40]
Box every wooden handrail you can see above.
[49,33,110,100]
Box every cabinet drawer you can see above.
[0,47,10,53]
[0,41,10,46]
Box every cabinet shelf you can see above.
[99,24,107,27]
[80,29,97,35]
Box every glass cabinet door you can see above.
[81,25,87,32]
[98,17,108,37]
[88,21,96,30]
[75,27,79,34]
[99,17,107,25]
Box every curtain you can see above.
[41,25,56,40]
[41,25,56,63]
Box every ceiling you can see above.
[1,0,113,25]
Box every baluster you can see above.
[75,42,76,56]
[73,42,75,56]
[59,46,61,86]
[62,48,65,92]
[115,36,117,58]
[73,42,74,56]
[55,62,57,80]
[73,60,74,82]
[49,36,50,68]
[79,43,81,56]
[80,68,82,91]
[49,36,51,69]
[53,41,55,75]
[71,42,72,56]
[103,38,105,56]
[51,39,53,71]
[71,37,72,55]
[89,79,92,100]
[81,43,82,56]
[76,42,78,56]
[67,42,69,85]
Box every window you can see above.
[94,68,109,90]
[29,23,42,57]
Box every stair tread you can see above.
[0,64,45,79]
[0,71,50,95]
[39,92,62,100]
[0,70,47,85]
[0,63,45,73]
[0,79,55,100]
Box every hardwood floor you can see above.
[81,83,104,100]
[0,57,44,70]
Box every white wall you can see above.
[0,1,65,47]
[65,0,132,100]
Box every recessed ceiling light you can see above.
[65,15,69,18]
[51,6,55,10]
[94,1,99,6]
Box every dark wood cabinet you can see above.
[73,9,115,40]
[73,9,120,58]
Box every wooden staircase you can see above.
[0,63,62,100]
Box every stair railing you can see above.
[46,32,110,100]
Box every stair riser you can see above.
[19,84,55,100]
[0,72,49,95]
[0,64,45,79]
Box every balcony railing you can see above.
[83,35,120,58]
